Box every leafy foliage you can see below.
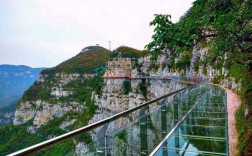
[117,129,127,143]
[109,46,148,59]
[146,0,252,154]
[138,82,148,99]
[146,0,252,67]
[123,80,132,94]
[175,52,192,70]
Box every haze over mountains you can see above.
[0,64,45,126]
[0,64,46,108]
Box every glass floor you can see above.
[154,86,228,156]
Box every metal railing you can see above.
[8,78,210,156]
[149,84,228,156]
[8,87,191,156]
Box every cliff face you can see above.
[13,73,90,128]
[7,46,189,155]
[13,46,110,131]
[161,43,242,92]
[189,44,241,91]
[87,54,187,142]
[8,44,242,155]
[82,45,242,155]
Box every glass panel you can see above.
[165,135,227,154]
[11,82,220,156]
[154,85,228,156]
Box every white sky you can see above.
[0,0,194,67]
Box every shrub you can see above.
[123,80,132,94]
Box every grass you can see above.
[230,63,246,83]
[42,46,110,75]
[235,104,250,152]
[115,46,148,58]
[109,46,148,60]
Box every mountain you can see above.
[0,0,251,154]
[14,46,110,126]
[0,101,16,127]
[1,42,240,155]
[0,46,111,155]
[1,42,242,155]
[0,64,45,108]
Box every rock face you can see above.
[167,44,241,92]
[87,57,187,141]
[195,46,241,91]
[104,57,132,77]
[13,97,83,128]
[13,73,91,128]
[12,44,241,155]
[79,44,242,154]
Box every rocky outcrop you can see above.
[12,44,242,155]
[59,119,77,130]
[13,73,92,128]
[104,57,133,77]
[14,100,82,128]
[162,43,242,92]
[87,57,187,142]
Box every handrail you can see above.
[8,86,192,156]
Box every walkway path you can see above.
[212,84,240,156]
[102,76,196,85]
[226,89,240,156]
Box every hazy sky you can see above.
[0,0,194,68]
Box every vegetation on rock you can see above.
[42,46,110,76]
[20,46,110,103]
[0,46,109,155]
[146,0,252,154]
[123,80,132,95]
[109,46,148,59]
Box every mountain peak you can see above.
[41,46,111,75]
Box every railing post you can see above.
[174,94,179,154]
[161,98,168,155]
[140,108,148,155]
[105,135,108,156]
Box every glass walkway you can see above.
[8,84,228,156]
[152,85,228,156]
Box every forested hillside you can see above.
[0,46,110,155]
[0,0,251,155]
[146,0,252,154]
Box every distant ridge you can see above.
[0,64,46,70]
[0,65,46,107]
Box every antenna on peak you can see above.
[109,41,111,51]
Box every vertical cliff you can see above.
[0,46,111,155]
[2,44,242,155]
